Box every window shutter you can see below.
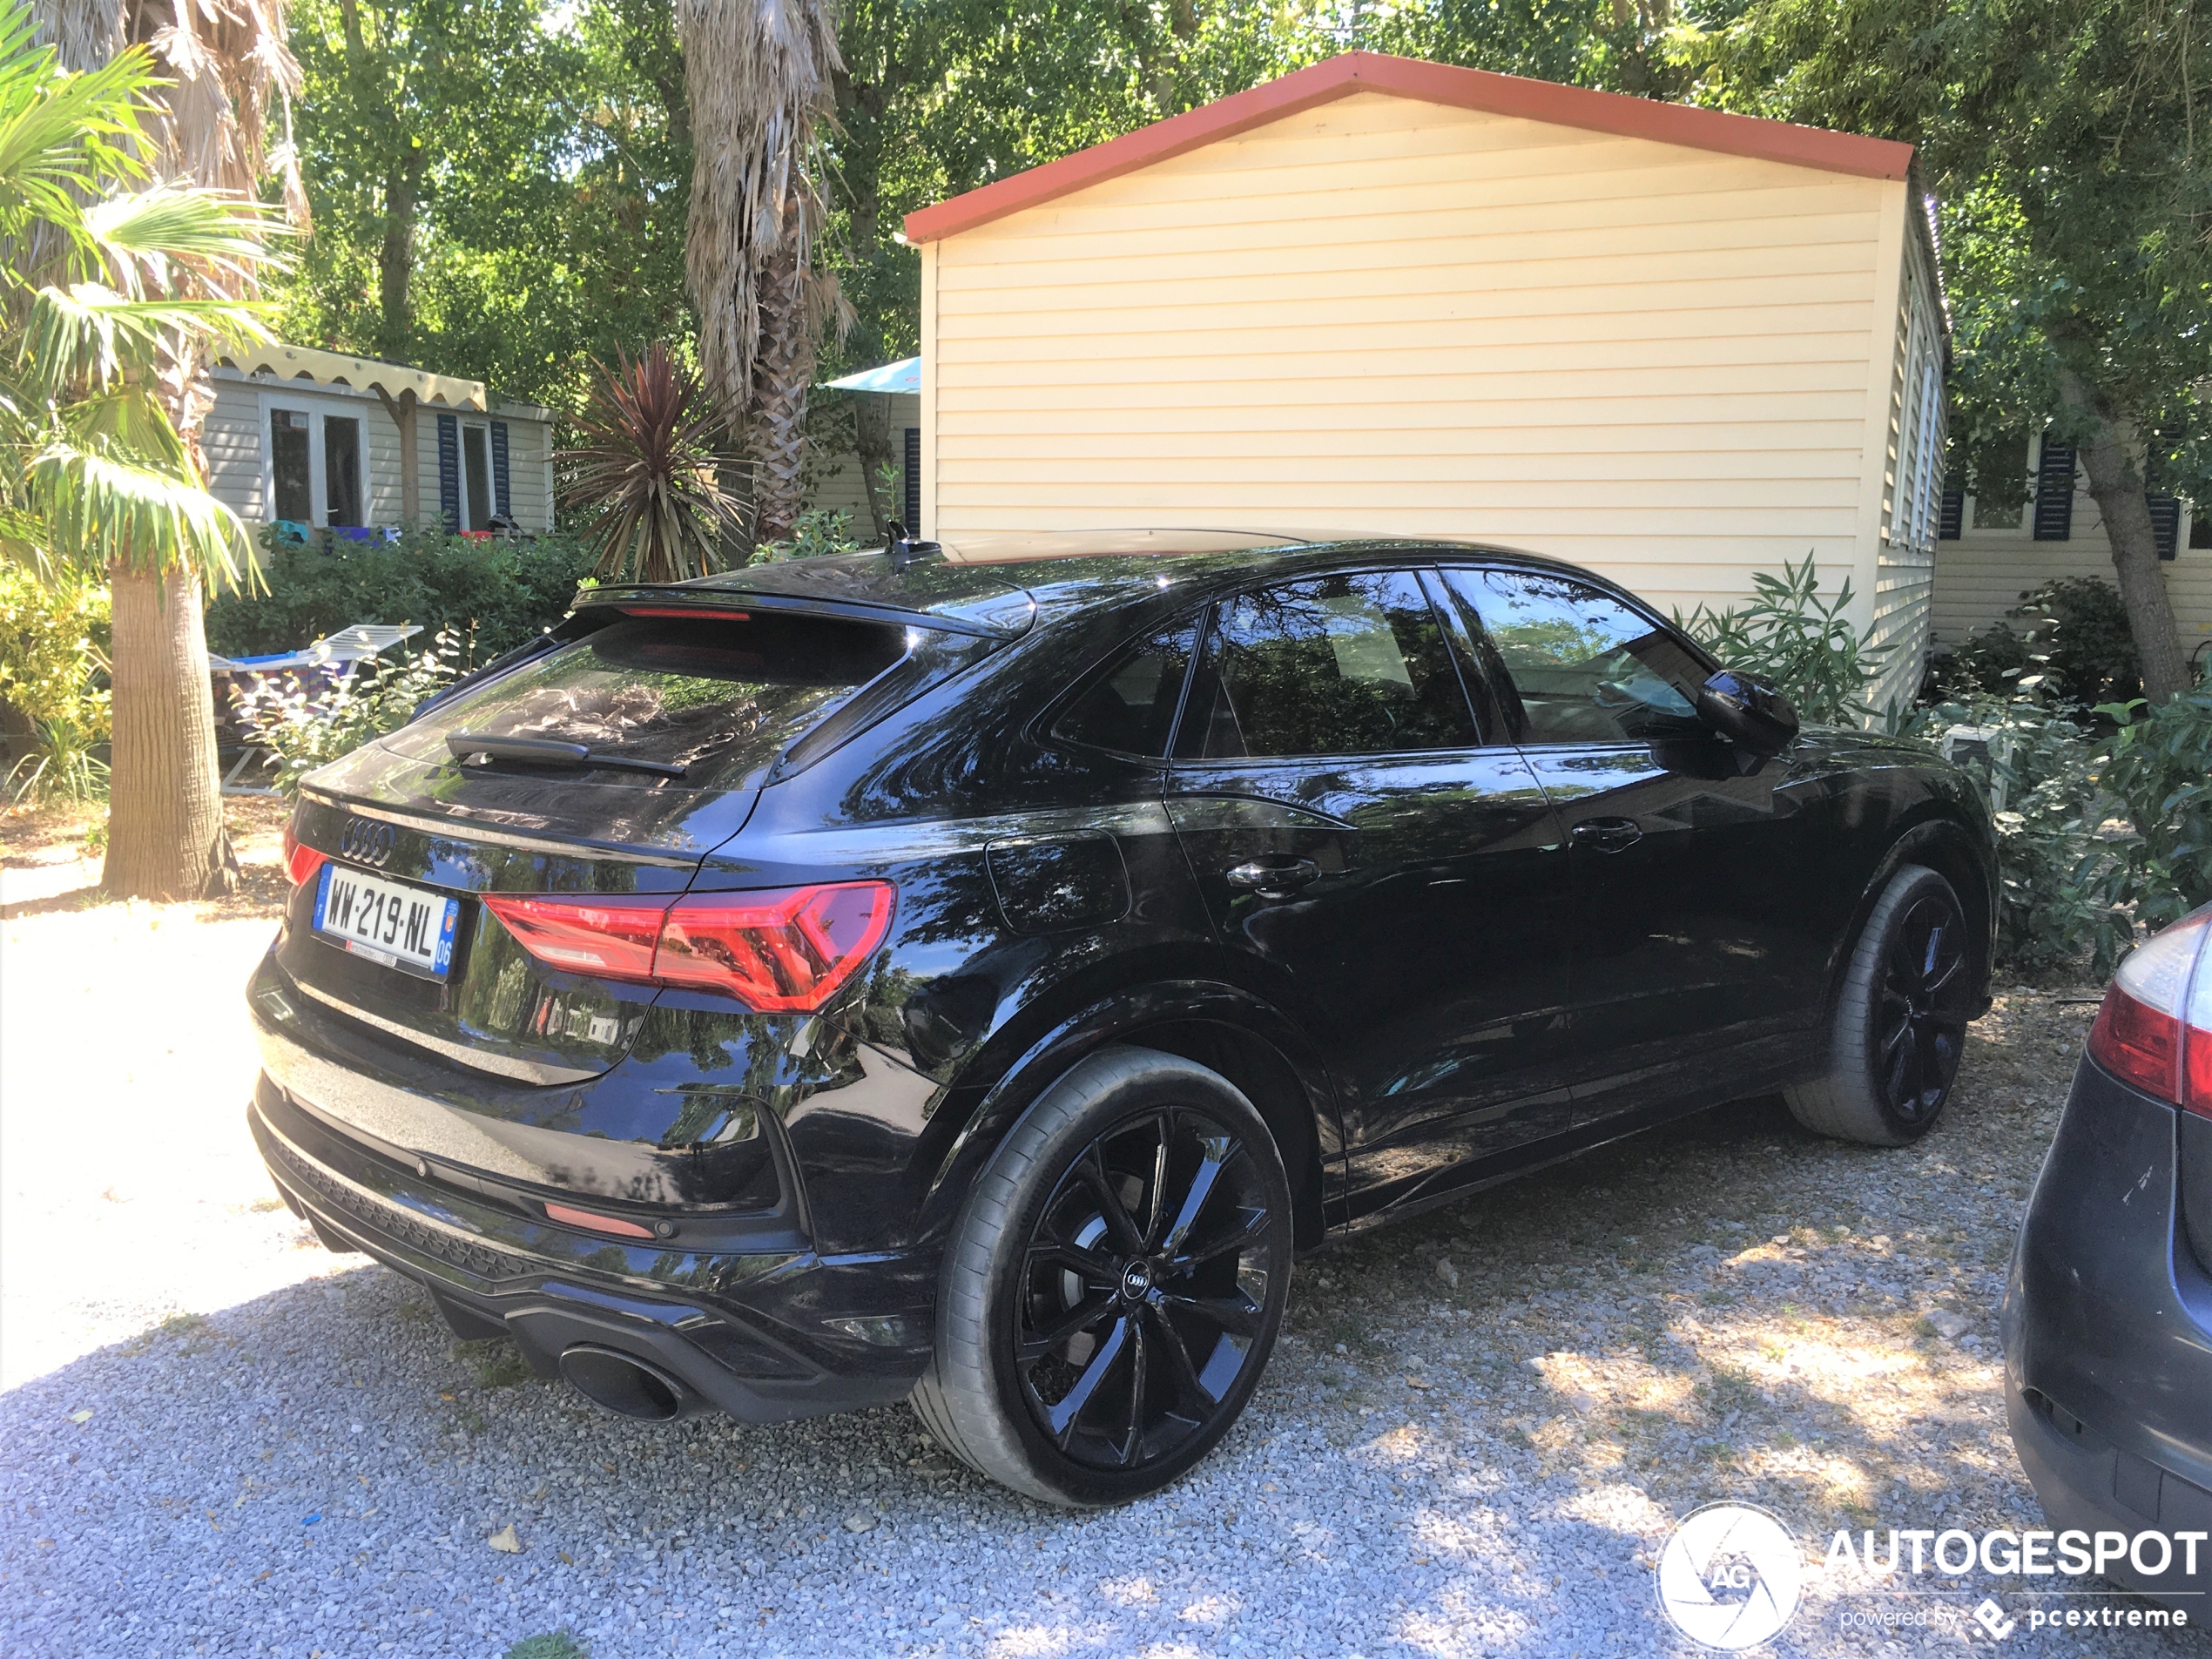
[2148,494,2181,561]
[1939,489,1964,541]
[490,421,512,519]
[435,414,462,531]
[2032,440,2075,541]
[902,427,921,533]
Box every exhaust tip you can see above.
[559,1345,690,1420]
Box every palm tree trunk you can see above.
[745,205,814,546]
[103,563,237,900]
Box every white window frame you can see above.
[455,417,499,531]
[257,390,370,529]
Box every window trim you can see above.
[457,418,493,531]
[257,390,369,529]
[1441,563,1718,752]
[1038,608,1208,764]
[1165,566,1487,766]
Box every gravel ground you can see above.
[2,821,2200,1657]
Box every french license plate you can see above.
[314,863,461,978]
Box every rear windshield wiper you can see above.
[446,732,690,779]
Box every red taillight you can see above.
[282,819,327,887]
[478,894,665,981]
[478,881,894,1013]
[655,883,896,1011]
[2087,912,2212,1116]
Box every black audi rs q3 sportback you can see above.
[250,533,1996,1505]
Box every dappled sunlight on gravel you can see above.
[0,827,2195,1656]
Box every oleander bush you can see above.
[749,505,860,563]
[1903,693,2124,974]
[0,563,111,804]
[2094,685,2212,939]
[233,630,462,798]
[1675,555,1892,725]
[1933,577,2141,711]
[203,528,597,669]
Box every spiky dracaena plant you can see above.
[676,0,846,548]
[559,343,751,584]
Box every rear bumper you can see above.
[251,1081,928,1424]
[2002,1058,2212,1608]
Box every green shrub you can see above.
[1934,577,2141,710]
[233,631,461,797]
[204,528,596,670]
[2094,685,2212,939]
[750,506,860,563]
[1675,555,1891,725]
[0,564,111,804]
[1906,694,2123,974]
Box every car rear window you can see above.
[385,611,907,788]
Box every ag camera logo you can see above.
[1656,1502,1806,1650]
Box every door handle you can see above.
[1570,817,1644,853]
[1224,856,1322,898]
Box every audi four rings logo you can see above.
[339,818,395,867]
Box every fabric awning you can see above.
[819,356,920,395]
[215,342,488,410]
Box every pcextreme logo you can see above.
[1653,1505,2202,1649]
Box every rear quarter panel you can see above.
[686,629,1254,1255]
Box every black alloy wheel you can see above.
[1784,863,1981,1146]
[1015,1109,1277,1470]
[912,1046,1294,1505]
[1872,888,1972,1123]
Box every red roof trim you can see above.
[903,52,1912,244]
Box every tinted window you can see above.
[1446,569,1707,745]
[1051,618,1198,758]
[1183,570,1475,759]
[388,612,905,787]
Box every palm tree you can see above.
[29,0,299,900]
[8,0,287,899]
[675,0,843,549]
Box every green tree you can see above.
[4,1,282,897]
[280,0,574,364]
[273,0,693,414]
[1682,0,2210,701]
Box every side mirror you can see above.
[1697,669,1799,756]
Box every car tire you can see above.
[911,1045,1294,1507]
[1785,863,1978,1147]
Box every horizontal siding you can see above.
[495,412,554,532]
[1870,543,1935,715]
[201,377,264,523]
[1934,507,2212,646]
[202,371,406,525]
[929,89,1897,620]
[803,392,921,537]
[199,371,555,531]
[360,399,403,524]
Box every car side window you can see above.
[1180,570,1476,759]
[1051,617,1199,758]
[1443,568,1707,745]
